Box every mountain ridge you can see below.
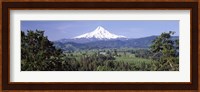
[53,26,179,51]
[54,36,179,51]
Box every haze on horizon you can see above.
[21,20,179,41]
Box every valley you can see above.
[21,26,179,71]
[62,48,159,71]
[49,26,179,71]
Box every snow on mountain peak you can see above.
[74,26,126,40]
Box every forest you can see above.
[21,30,179,71]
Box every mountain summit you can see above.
[74,26,126,40]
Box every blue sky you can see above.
[21,20,179,41]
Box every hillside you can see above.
[53,36,179,51]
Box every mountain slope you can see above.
[74,26,126,40]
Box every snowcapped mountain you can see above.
[74,26,126,40]
[55,26,127,43]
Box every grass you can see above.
[115,52,155,63]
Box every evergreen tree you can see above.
[150,31,179,71]
[21,30,63,71]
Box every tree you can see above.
[114,49,118,56]
[21,30,63,71]
[135,49,151,59]
[150,31,179,71]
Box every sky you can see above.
[21,20,179,41]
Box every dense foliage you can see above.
[21,30,63,71]
[150,31,179,70]
[21,30,179,71]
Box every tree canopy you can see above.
[150,31,179,71]
[21,30,63,71]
